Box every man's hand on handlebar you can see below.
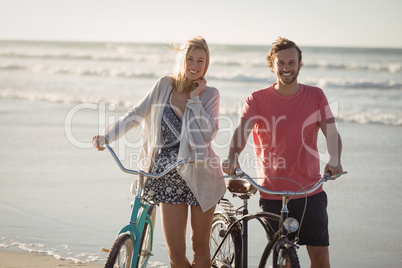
[92,135,108,151]
[221,157,240,175]
[324,162,343,176]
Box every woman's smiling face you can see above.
[185,48,207,81]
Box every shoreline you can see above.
[0,250,102,267]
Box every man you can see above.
[222,37,343,268]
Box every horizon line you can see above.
[0,38,402,50]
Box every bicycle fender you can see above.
[118,226,140,244]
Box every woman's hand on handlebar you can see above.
[92,135,108,151]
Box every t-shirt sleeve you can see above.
[318,89,335,122]
[241,93,260,123]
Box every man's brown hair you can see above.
[266,37,303,70]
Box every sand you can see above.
[0,250,101,268]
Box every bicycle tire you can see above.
[210,213,242,268]
[273,245,300,268]
[137,205,155,268]
[260,230,300,268]
[255,212,281,268]
[105,233,134,268]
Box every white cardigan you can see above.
[102,76,225,212]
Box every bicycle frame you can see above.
[273,194,297,267]
[213,197,281,268]
[214,195,274,267]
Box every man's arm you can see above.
[320,118,343,175]
[222,118,255,174]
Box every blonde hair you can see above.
[170,36,210,92]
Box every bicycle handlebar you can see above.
[220,169,347,197]
[102,144,196,178]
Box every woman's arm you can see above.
[101,77,166,144]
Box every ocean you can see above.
[0,40,401,126]
[0,40,401,267]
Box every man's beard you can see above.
[279,69,299,85]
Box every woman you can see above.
[92,36,225,267]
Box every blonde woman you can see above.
[92,36,225,267]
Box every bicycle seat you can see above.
[227,179,258,195]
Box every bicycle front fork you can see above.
[275,239,299,266]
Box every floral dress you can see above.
[143,95,200,206]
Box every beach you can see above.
[1,40,402,267]
[1,98,402,267]
[0,250,101,267]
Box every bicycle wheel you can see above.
[137,205,155,268]
[273,245,300,268]
[255,212,281,268]
[105,233,134,268]
[210,213,242,268]
[260,229,299,268]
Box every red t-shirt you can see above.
[241,84,334,200]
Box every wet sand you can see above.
[0,250,102,267]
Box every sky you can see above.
[0,0,401,48]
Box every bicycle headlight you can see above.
[283,217,299,233]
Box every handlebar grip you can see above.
[330,171,347,179]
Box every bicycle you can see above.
[101,144,195,268]
[210,169,347,268]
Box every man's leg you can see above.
[307,245,330,268]
[295,192,330,268]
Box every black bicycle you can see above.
[210,169,347,268]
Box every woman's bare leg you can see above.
[190,205,216,268]
[160,203,191,268]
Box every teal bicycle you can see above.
[102,144,193,268]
